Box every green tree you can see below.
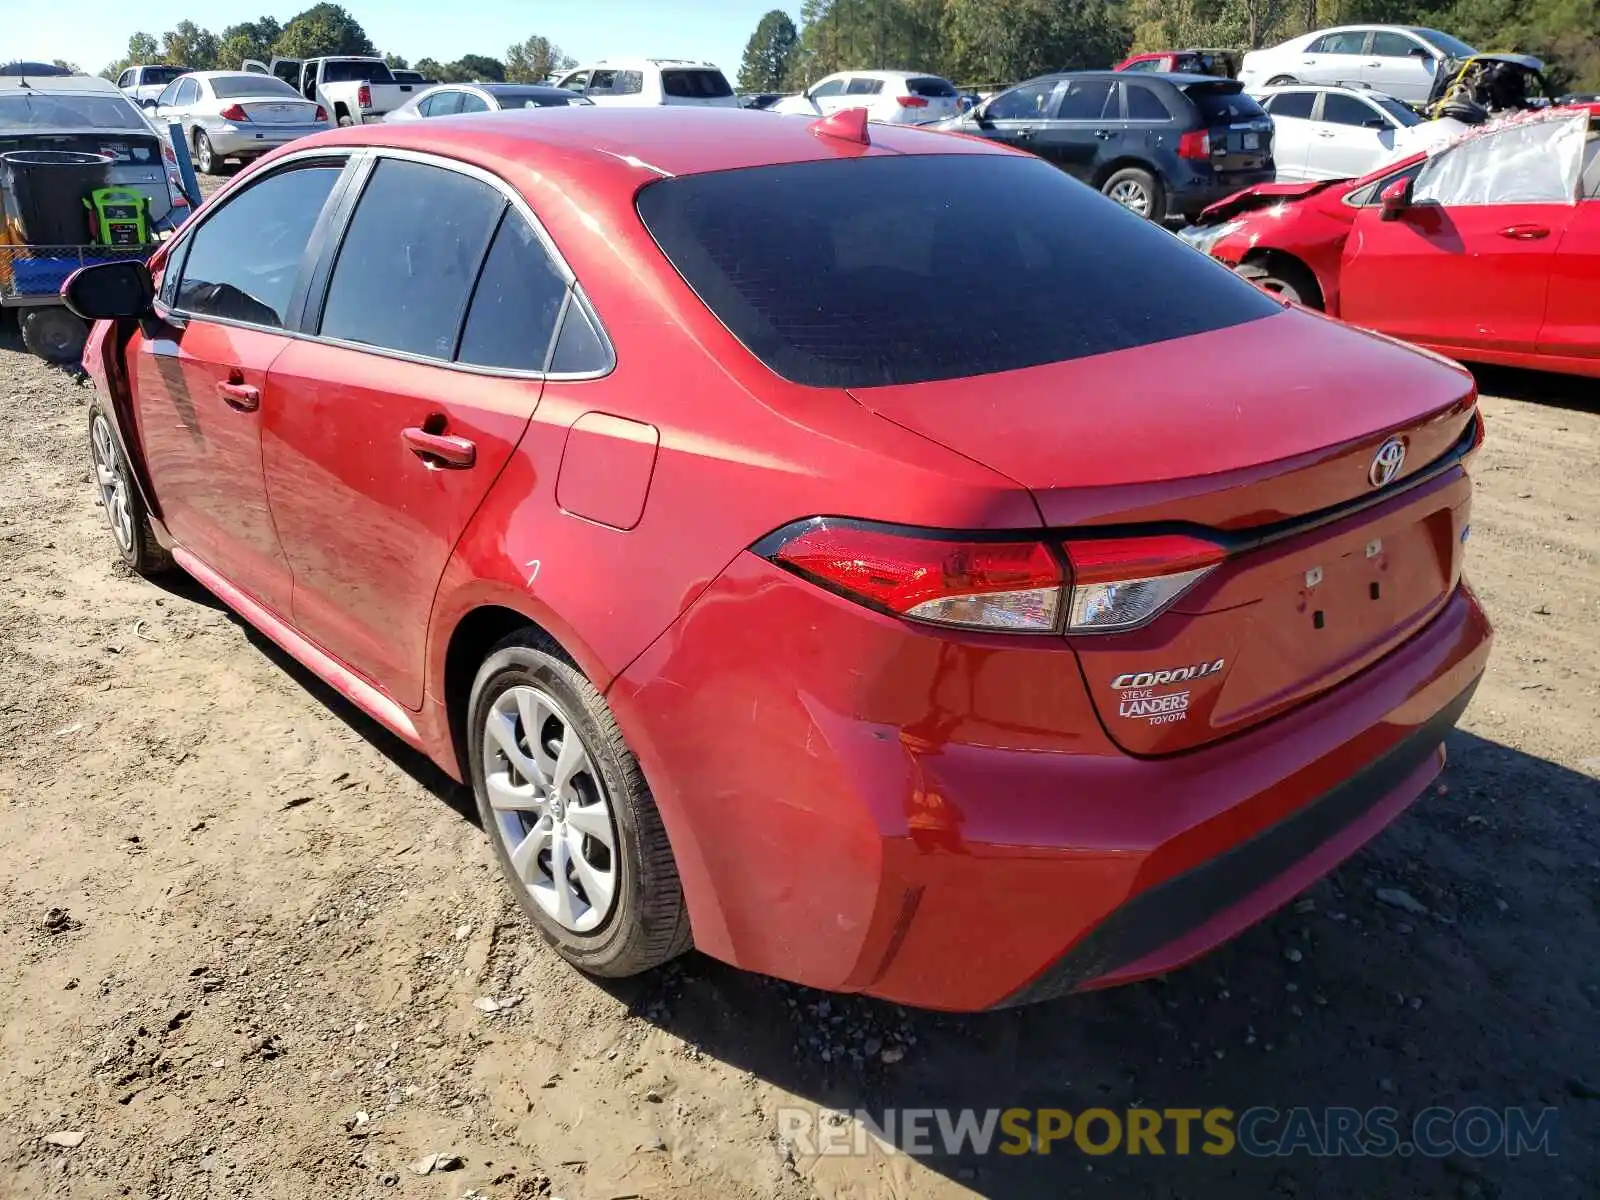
[738,10,801,90]
[161,20,220,70]
[52,59,83,74]
[414,57,447,81]
[447,54,507,82]
[129,32,160,64]
[505,35,573,83]
[384,52,410,69]
[943,0,1130,83]
[217,17,283,69]
[274,3,377,59]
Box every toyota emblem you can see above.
[1369,437,1406,488]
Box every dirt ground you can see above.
[0,312,1596,1200]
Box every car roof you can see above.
[1259,83,1401,101]
[188,70,281,81]
[0,74,124,96]
[572,58,723,71]
[291,104,1005,183]
[823,69,944,80]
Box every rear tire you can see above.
[337,112,355,127]
[468,629,691,978]
[193,129,219,175]
[89,400,172,577]
[1101,166,1166,223]
[1236,258,1323,309]
[20,308,88,364]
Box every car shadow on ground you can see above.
[1470,365,1600,413]
[593,729,1597,1200]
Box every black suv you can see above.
[938,71,1274,222]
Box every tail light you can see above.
[896,95,929,108]
[358,84,372,109]
[1063,534,1225,632]
[758,520,1225,634]
[1177,129,1211,160]
[315,104,329,122]
[219,103,249,122]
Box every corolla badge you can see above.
[1369,437,1406,488]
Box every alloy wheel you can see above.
[195,132,214,174]
[91,414,134,554]
[481,685,618,933]
[1108,179,1150,217]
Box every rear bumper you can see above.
[209,123,330,156]
[1169,168,1278,218]
[610,555,1492,1011]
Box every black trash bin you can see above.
[0,150,113,246]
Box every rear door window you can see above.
[615,70,644,95]
[985,79,1056,120]
[1370,31,1421,57]
[174,78,200,107]
[1125,83,1169,120]
[174,165,342,328]
[319,159,505,358]
[459,92,490,113]
[1055,78,1115,120]
[635,153,1278,388]
[1322,93,1381,127]
[1309,31,1368,54]
[456,211,569,371]
[1263,90,1315,119]
[846,77,884,96]
[662,69,733,99]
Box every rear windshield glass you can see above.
[662,69,732,99]
[907,76,957,97]
[489,88,580,108]
[0,94,146,130]
[1184,84,1265,123]
[211,74,300,99]
[142,66,188,85]
[322,60,394,84]
[636,154,1279,388]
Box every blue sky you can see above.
[12,0,795,78]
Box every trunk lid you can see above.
[238,99,321,125]
[848,308,1478,753]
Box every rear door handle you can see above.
[1497,224,1551,240]
[216,379,259,412]
[1014,127,1034,140]
[402,426,476,469]
[1094,128,1115,139]
[1365,60,1383,66]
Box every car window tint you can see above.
[1322,93,1380,127]
[175,79,199,106]
[322,60,393,83]
[1310,32,1367,54]
[1126,83,1167,120]
[1264,90,1315,119]
[118,71,133,88]
[1056,79,1114,119]
[588,70,617,93]
[1370,31,1420,57]
[846,77,884,96]
[430,90,464,116]
[810,78,846,99]
[212,75,300,99]
[986,80,1055,120]
[457,211,569,370]
[907,77,956,97]
[1374,95,1421,126]
[320,159,505,358]
[1121,59,1161,73]
[615,71,644,95]
[636,153,1279,389]
[662,69,732,98]
[155,82,181,108]
[1186,85,1265,123]
[549,294,610,374]
[559,71,590,91]
[176,166,341,328]
[459,92,490,113]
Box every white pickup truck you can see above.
[241,55,414,126]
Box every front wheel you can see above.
[468,630,691,978]
[1101,167,1166,223]
[1236,259,1323,309]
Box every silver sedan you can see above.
[149,70,332,174]
[385,83,594,122]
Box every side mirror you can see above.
[1379,177,1413,220]
[1364,115,1388,128]
[61,260,154,320]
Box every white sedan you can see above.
[1257,84,1433,181]
[1238,25,1478,104]
[386,83,594,122]
[150,70,331,175]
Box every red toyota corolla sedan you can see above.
[1181,106,1600,379]
[67,106,1491,1011]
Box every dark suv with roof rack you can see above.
[935,70,1274,222]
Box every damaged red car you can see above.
[67,106,1490,1010]
[1182,107,1600,378]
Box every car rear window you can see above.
[143,66,188,86]
[1184,83,1265,123]
[0,93,147,131]
[322,60,395,84]
[636,153,1279,389]
[907,76,957,98]
[662,69,732,99]
[211,75,300,99]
